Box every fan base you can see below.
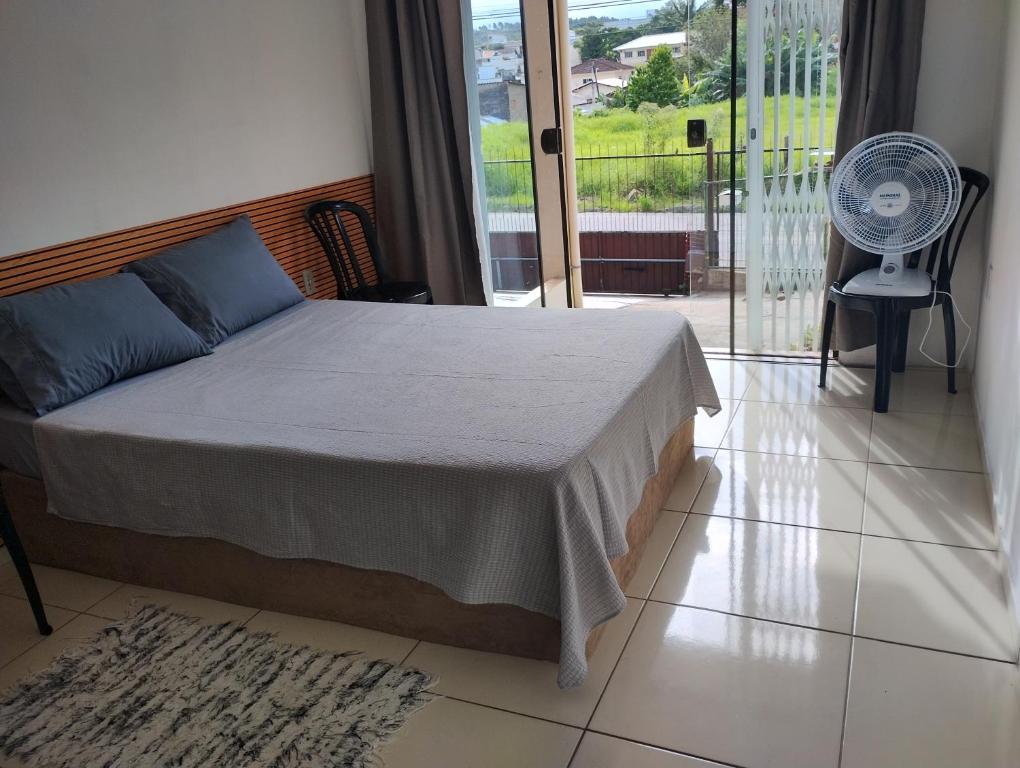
[843,267,932,297]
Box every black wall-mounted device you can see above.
[687,119,707,148]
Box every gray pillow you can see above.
[0,273,211,415]
[123,215,304,346]
[0,357,33,412]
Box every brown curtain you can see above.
[824,0,927,350]
[364,1,486,305]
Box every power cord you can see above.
[918,289,972,368]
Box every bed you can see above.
[1,296,718,688]
[0,399,39,479]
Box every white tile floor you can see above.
[1,362,1018,768]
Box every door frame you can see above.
[519,0,574,308]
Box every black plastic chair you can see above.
[1,489,52,636]
[304,201,433,304]
[820,167,990,412]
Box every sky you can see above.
[469,0,674,26]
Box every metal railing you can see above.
[482,143,827,293]
[483,142,827,216]
[484,142,746,220]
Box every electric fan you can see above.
[829,132,961,297]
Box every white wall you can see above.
[841,0,1005,369]
[0,0,371,257]
[975,0,1020,614]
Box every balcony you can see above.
[486,143,828,353]
[486,145,746,349]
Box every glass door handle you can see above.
[540,127,562,155]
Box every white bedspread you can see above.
[34,300,720,687]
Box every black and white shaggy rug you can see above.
[0,604,435,767]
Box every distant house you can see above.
[477,47,525,83]
[475,53,525,89]
[571,78,625,113]
[491,51,524,81]
[477,64,501,85]
[613,32,688,62]
[569,58,634,92]
[478,81,528,123]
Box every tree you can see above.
[687,16,830,106]
[674,49,712,85]
[690,7,731,63]
[647,0,697,30]
[605,87,628,109]
[701,0,747,9]
[575,22,630,61]
[625,46,682,110]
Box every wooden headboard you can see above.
[0,175,376,299]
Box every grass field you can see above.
[481,93,839,212]
[483,93,839,157]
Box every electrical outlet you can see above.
[302,269,317,295]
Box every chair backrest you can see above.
[304,200,385,299]
[907,167,990,291]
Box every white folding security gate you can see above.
[746,0,842,352]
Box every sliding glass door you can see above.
[465,0,572,308]
[464,0,843,355]
[564,2,740,352]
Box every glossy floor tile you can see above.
[625,512,686,599]
[651,515,860,632]
[403,598,642,727]
[572,732,725,767]
[705,358,756,400]
[870,410,983,471]
[662,447,715,513]
[0,563,121,613]
[691,449,866,532]
[244,609,418,666]
[722,401,873,461]
[694,399,735,449]
[0,362,1013,768]
[744,363,872,408]
[842,639,1020,768]
[856,536,1017,661]
[590,603,850,768]
[377,697,581,768]
[87,583,259,625]
[0,595,77,668]
[864,464,997,548]
[887,368,974,415]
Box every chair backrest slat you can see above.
[304,200,385,299]
[906,167,990,291]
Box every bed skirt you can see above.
[2,418,694,663]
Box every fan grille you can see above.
[829,132,961,254]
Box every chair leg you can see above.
[892,312,910,373]
[819,298,836,388]
[873,303,894,413]
[0,492,52,635]
[943,300,957,394]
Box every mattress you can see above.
[32,300,720,687]
[0,398,40,478]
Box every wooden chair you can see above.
[305,201,433,304]
[819,167,990,412]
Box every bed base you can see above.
[2,419,693,662]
